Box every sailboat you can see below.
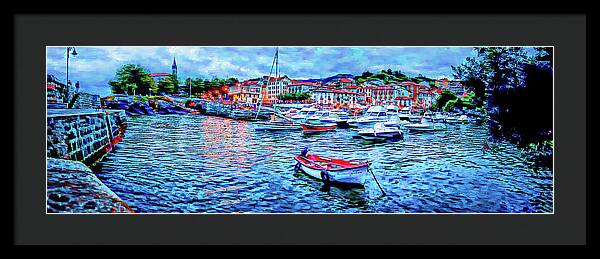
[252,47,303,131]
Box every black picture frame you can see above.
[14,14,586,245]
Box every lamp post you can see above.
[65,47,78,107]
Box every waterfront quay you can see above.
[46,108,131,213]
[47,158,133,213]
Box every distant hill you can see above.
[306,73,355,84]
[251,71,439,86]
[353,70,437,85]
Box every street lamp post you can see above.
[65,47,78,107]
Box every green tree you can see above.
[126,83,138,95]
[443,99,457,112]
[149,78,158,95]
[451,47,553,160]
[108,64,153,95]
[278,91,310,101]
[190,78,207,95]
[169,74,179,94]
[158,77,175,94]
[435,90,457,112]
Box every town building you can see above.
[357,86,374,105]
[258,75,292,103]
[228,82,262,104]
[370,85,394,105]
[288,81,318,93]
[311,87,359,107]
[392,85,412,108]
[416,85,441,108]
[335,77,355,87]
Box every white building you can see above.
[259,75,292,101]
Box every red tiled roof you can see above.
[338,78,353,83]
[344,85,359,89]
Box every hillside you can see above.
[353,70,436,85]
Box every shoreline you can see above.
[46,108,133,213]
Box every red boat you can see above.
[300,123,337,133]
[294,153,369,186]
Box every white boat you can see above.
[404,114,447,132]
[357,122,404,140]
[283,108,300,118]
[444,114,459,124]
[306,110,332,122]
[253,120,302,131]
[398,107,411,120]
[386,105,399,116]
[347,106,389,127]
[430,112,447,123]
[320,111,350,123]
[408,113,423,122]
[290,107,318,121]
[457,115,469,123]
[383,114,406,127]
[294,152,369,186]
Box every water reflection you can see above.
[95,114,553,213]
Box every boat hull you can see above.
[335,120,356,129]
[405,124,446,131]
[294,156,368,186]
[253,123,302,131]
[357,131,403,140]
[300,123,336,133]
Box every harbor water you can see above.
[94,114,553,213]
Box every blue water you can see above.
[95,114,553,213]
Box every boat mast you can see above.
[256,47,278,120]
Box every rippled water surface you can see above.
[95,115,553,213]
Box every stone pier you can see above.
[47,109,127,166]
[46,109,132,213]
[47,158,134,213]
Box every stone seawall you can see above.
[72,92,101,109]
[46,109,132,213]
[47,158,134,213]
[47,109,127,166]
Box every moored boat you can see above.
[457,114,469,124]
[346,106,389,127]
[398,107,411,120]
[383,114,405,128]
[386,105,399,116]
[408,113,423,122]
[306,110,332,122]
[300,122,337,133]
[290,107,318,122]
[253,120,302,131]
[404,114,447,132]
[430,112,447,123]
[293,149,369,186]
[444,114,459,124]
[320,111,349,123]
[356,122,404,140]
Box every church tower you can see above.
[171,56,178,77]
[171,56,179,93]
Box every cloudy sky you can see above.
[47,46,477,97]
